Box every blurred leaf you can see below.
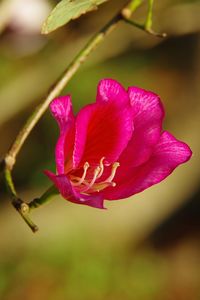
[42,0,109,34]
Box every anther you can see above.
[105,162,120,183]
[97,157,105,179]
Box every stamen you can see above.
[90,181,116,193]
[82,166,101,192]
[87,162,119,192]
[72,162,90,186]
[105,162,120,183]
[71,159,120,194]
[97,157,105,179]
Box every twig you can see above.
[123,18,166,38]
[1,0,164,232]
[4,167,38,232]
[4,14,122,170]
[122,0,166,38]
[29,185,58,210]
[122,0,144,19]
[145,0,154,30]
[0,1,131,232]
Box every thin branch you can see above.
[122,0,166,38]
[1,0,139,232]
[1,0,165,232]
[2,0,147,171]
[145,0,154,30]
[123,18,167,38]
[4,167,38,232]
[122,0,144,19]
[4,14,122,171]
[29,185,58,210]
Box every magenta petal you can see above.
[103,131,192,200]
[50,96,75,174]
[119,87,165,168]
[50,95,74,131]
[55,127,75,174]
[73,101,133,168]
[96,78,129,106]
[44,170,105,209]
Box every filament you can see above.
[97,157,105,178]
[72,162,90,186]
[70,157,120,193]
[104,162,120,183]
[82,166,101,192]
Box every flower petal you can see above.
[103,131,192,200]
[55,127,75,174]
[96,78,129,106]
[50,95,74,131]
[44,170,105,209]
[119,87,165,168]
[73,101,133,168]
[50,96,75,174]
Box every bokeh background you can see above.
[0,0,200,299]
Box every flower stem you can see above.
[29,185,58,210]
[4,167,38,233]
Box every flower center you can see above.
[70,157,120,193]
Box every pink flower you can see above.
[45,79,192,209]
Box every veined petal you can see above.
[103,131,192,200]
[73,101,133,168]
[50,95,74,131]
[119,87,165,168]
[44,170,105,209]
[50,96,75,174]
[96,78,129,106]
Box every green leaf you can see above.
[42,0,109,34]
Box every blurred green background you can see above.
[0,0,200,299]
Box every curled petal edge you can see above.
[44,170,105,209]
